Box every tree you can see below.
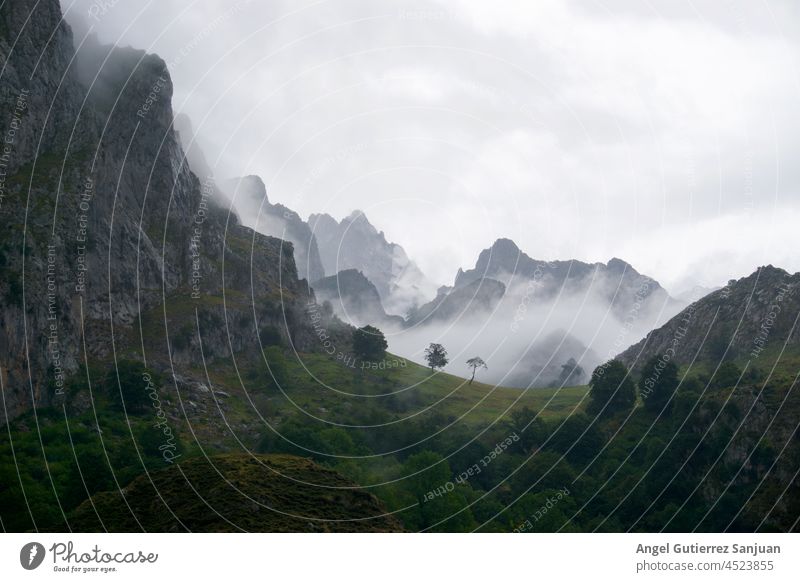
[352,325,387,362]
[556,358,584,386]
[548,413,604,464]
[466,357,487,384]
[638,355,680,412]
[424,343,448,371]
[587,359,636,416]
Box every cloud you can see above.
[62,0,800,290]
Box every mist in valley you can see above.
[354,271,684,388]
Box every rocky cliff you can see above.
[0,0,324,424]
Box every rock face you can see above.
[219,175,325,283]
[455,238,681,320]
[0,0,324,424]
[617,265,800,370]
[68,454,404,532]
[308,210,436,315]
[312,269,403,328]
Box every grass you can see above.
[201,350,588,432]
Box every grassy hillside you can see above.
[3,336,799,533]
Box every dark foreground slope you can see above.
[69,454,403,532]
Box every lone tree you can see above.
[424,343,449,371]
[588,359,636,416]
[638,354,679,412]
[466,357,487,384]
[352,325,388,362]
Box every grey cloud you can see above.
[61,0,800,291]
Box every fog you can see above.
[60,0,800,294]
[356,273,683,387]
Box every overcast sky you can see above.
[62,0,800,293]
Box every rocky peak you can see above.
[224,175,268,204]
[457,238,526,286]
[454,239,680,325]
[606,257,634,273]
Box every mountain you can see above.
[455,238,681,319]
[312,269,404,328]
[384,238,682,387]
[308,210,437,315]
[617,265,800,371]
[0,0,327,424]
[69,454,403,532]
[219,175,325,282]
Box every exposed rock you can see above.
[0,0,326,424]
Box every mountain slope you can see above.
[617,265,800,371]
[405,277,506,327]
